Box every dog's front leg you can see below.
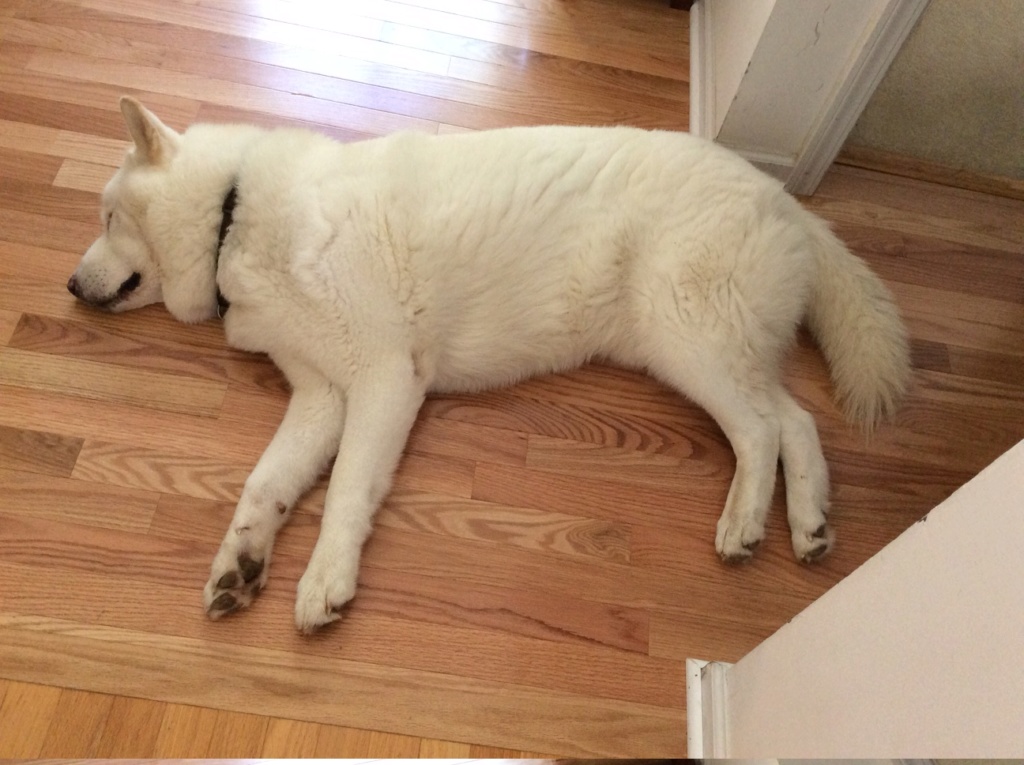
[294,357,425,633]
[204,364,345,619]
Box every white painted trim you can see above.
[688,0,713,137]
[686,658,732,756]
[685,658,708,755]
[787,0,931,194]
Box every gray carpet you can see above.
[846,0,1023,180]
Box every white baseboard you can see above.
[685,657,733,757]
[735,149,795,185]
[687,0,929,195]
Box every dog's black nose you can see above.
[67,275,81,298]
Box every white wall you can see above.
[707,0,776,137]
[717,0,889,158]
[721,440,1024,757]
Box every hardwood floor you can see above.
[0,0,1022,758]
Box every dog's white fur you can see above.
[71,97,910,632]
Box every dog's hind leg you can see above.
[773,385,834,562]
[294,355,426,633]
[204,360,345,619]
[643,340,782,562]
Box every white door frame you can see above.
[689,0,929,194]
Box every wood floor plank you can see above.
[0,553,676,708]
[0,56,201,130]
[803,195,1023,254]
[374,9,687,80]
[0,347,228,416]
[0,145,63,184]
[948,345,1024,388]
[0,88,136,140]
[0,615,685,756]
[0,467,159,531]
[472,460,724,532]
[837,144,1024,203]
[0,116,62,155]
[378,492,630,562]
[54,158,118,192]
[835,222,1024,305]
[153,703,219,757]
[0,681,62,757]
[313,725,378,756]
[0,208,96,256]
[365,729,423,756]
[470,743,534,756]
[115,0,387,41]
[0,176,100,224]
[71,0,451,76]
[419,737,473,756]
[12,17,684,130]
[92,695,167,757]
[0,424,82,477]
[406,415,528,466]
[71,439,249,502]
[151,494,651,653]
[195,102,378,144]
[203,709,270,757]
[9,312,288,392]
[0,310,20,345]
[0,384,271,466]
[889,281,1024,357]
[25,49,440,136]
[39,687,114,756]
[261,717,321,757]
[447,51,687,107]
[817,163,1024,228]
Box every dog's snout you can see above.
[67,271,142,308]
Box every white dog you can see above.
[69,97,910,633]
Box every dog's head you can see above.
[68,97,182,314]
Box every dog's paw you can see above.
[294,553,357,634]
[791,521,835,563]
[715,514,766,564]
[203,533,271,619]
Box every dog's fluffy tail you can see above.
[804,215,910,431]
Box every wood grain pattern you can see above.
[0,467,158,531]
[0,680,62,757]
[260,717,321,757]
[39,688,114,756]
[0,347,228,416]
[838,143,1024,202]
[0,423,83,477]
[0,615,684,756]
[0,310,20,345]
[92,695,167,757]
[1,0,1022,758]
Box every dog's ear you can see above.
[119,96,180,165]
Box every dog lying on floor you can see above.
[68,97,910,632]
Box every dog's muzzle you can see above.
[68,271,142,308]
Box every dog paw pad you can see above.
[204,550,269,620]
[238,553,264,583]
